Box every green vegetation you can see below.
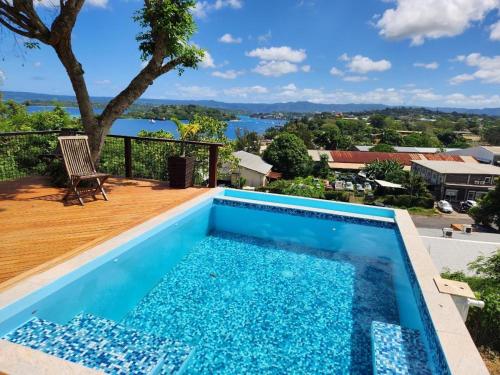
[263,133,312,179]
[364,159,406,183]
[124,104,236,121]
[262,176,325,199]
[469,179,500,229]
[442,251,500,353]
[406,207,438,216]
[234,128,260,154]
[369,143,396,152]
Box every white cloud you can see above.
[450,53,500,84]
[214,0,243,9]
[490,20,500,40]
[246,46,307,63]
[330,67,344,76]
[449,73,475,85]
[282,83,297,91]
[211,69,244,79]
[414,62,439,69]
[0,70,5,83]
[223,85,268,97]
[257,30,272,43]
[176,85,218,98]
[200,51,216,68]
[343,75,369,82]
[33,62,42,68]
[95,79,111,85]
[218,33,242,44]
[301,65,311,72]
[342,54,391,74]
[192,0,242,18]
[253,61,299,77]
[377,0,499,45]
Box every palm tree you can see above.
[171,117,201,157]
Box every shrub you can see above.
[382,194,434,209]
[324,190,350,202]
[442,251,500,351]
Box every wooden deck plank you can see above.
[0,176,209,289]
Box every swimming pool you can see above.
[0,190,452,374]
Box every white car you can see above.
[345,182,354,191]
[437,200,453,213]
[364,182,372,192]
[356,184,364,193]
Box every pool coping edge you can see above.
[394,209,489,375]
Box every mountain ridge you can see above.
[3,90,500,116]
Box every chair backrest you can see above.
[58,135,96,177]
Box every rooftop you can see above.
[355,146,460,153]
[330,150,465,166]
[411,160,500,175]
[233,150,272,175]
[0,176,208,288]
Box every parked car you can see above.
[459,200,477,212]
[356,184,364,193]
[335,180,345,191]
[364,182,372,192]
[437,200,453,213]
[345,182,354,191]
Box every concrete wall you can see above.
[238,167,267,188]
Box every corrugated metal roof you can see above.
[330,151,465,166]
[233,151,273,175]
[412,160,500,174]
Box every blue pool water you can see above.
[0,194,446,374]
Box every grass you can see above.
[407,207,439,216]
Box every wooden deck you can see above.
[0,176,209,289]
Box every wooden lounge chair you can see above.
[58,135,110,206]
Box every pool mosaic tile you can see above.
[372,321,432,375]
[5,314,191,374]
[213,197,395,228]
[122,231,400,374]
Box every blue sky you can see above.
[2,0,500,108]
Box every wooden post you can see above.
[208,144,219,188]
[124,137,132,178]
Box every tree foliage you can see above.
[364,159,406,183]
[369,143,396,152]
[0,0,204,162]
[263,176,325,199]
[263,133,312,179]
[442,250,500,351]
[469,179,500,229]
[313,153,331,179]
[234,128,260,154]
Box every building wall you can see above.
[238,167,267,188]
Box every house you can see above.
[232,151,279,188]
[446,146,500,165]
[355,145,460,153]
[411,160,500,202]
[329,150,468,171]
[307,150,334,168]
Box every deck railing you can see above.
[0,130,223,187]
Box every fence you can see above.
[0,130,222,187]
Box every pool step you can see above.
[371,321,432,375]
[5,314,192,375]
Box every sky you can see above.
[2,0,500,108]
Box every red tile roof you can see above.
[329,151,465,166]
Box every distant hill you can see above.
[3,90,500,116]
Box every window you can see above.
[485,177,491,184]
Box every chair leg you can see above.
[72,178,84,206]
[96,177,109,201]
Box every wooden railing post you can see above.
[208,144,219,188]
[124,137,132,178]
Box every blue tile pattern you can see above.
[213,197,395,228]
[372,321,432,375]
[5,314,191,374]
[122,231,399,374]
[395,233,452,375]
